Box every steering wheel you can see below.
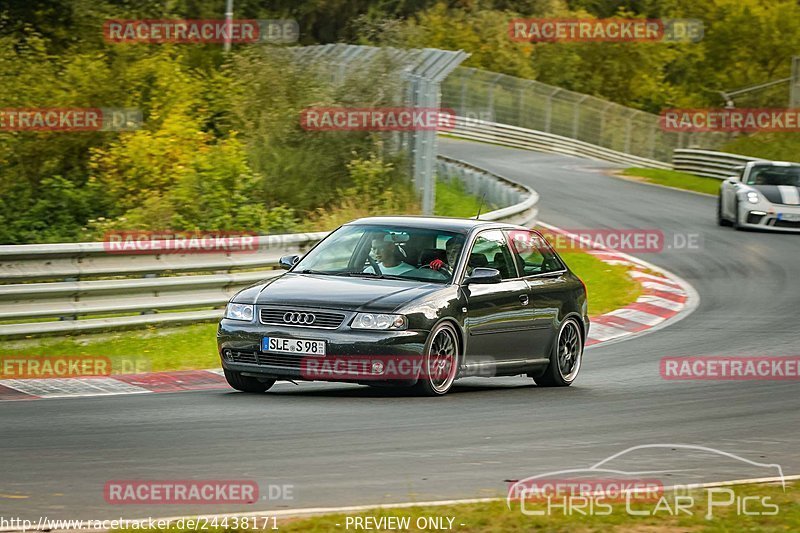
[420,263,452,276]
[366,255,382,276]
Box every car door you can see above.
[461,230,536,374]
[506,229,573,358]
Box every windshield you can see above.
[745,166,800,186]
[293,224,467,283]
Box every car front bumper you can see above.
[217,318,429,381]
[739,203,800,232]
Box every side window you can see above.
[466,230,516,280]
[506,230,565,276]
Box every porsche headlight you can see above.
[224,302,254,321]
[351,313,407,330]
[746,191,761,204]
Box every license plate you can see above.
[778,213,800,222]
[262,337,326,356]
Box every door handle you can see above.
[519,294,529,306]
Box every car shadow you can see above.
[248,379,541,398]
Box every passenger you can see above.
[428,236,465,275]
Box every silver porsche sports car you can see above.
[718,161,800,231]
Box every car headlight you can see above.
[224,302,254,321]
[746,191,761,204]
[351,313,407,330]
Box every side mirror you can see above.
[464,267,502,285]
[725,176,738,184]
[279,254,300,270]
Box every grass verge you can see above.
[434,178,492,217]
[0,323,221,373]
[112,481,796,532]
[560,251,641,317]
[620,168,722,196]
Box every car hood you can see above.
[747,184,800,205]
[233,273,446,312]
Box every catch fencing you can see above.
[442,67,727,166]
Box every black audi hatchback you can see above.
[217,217,589,396]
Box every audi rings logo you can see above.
[283,312,316,325]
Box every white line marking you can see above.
[640,280,686,293]
[636,295,685,312]
[607,308,665,326]
[587,323,632,341]
[629,271,681,286]
[0,377,151,398]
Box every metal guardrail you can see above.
[672,149,763,179]
[447,117,671,169]
[0,154,538,338]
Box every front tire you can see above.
[733,198,745,231]
[223,369,275,393]
[534,318,583,387]
[717,196,732,226]
[413,322,460,396]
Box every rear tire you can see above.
[413,322,460,396]
[223,369,275,393]
[534,318,583,387]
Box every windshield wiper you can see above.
[346,272,409,280]
[296,269,344,276]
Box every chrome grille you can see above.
[259,308,345,329]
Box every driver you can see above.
[364,234,416,276]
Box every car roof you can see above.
[749,161,800,167]
[346,216,522,233]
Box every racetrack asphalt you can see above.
[1,138,798,521]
